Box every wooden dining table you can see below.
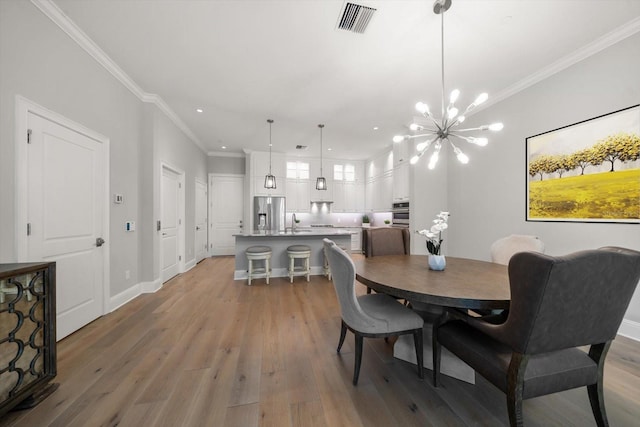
[354,254,511,310]
[353,254,511,383]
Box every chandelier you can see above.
[393,0,503,169]
[264,119,276,189]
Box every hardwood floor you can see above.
[2,256,639,426]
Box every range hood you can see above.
[310,200,333,204]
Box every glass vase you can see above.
[428,254,446,271]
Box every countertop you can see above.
[234,228,355,237]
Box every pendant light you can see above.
[264,119,276,189]
[393,0,503,169]
[316,124,327,190]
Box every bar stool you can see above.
[287,244,311,283]
[245,245,272,285]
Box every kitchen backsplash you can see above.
[287,212,392,228]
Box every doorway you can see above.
[160,163,185,283]
[15,97,109,340]
[195,178,208,263]
[209,174,244,256]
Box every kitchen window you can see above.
[334,163,355,181]
[287,161,309,179]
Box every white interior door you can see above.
[161,167,181,282]
[195,179,208,263]
[210,174,244,256]
[27,112,106,340]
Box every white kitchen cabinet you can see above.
[251,151,286,197]
[393,140,410,167]
[285,178,310,212]
[333,181,365,212]
[376,170,393,211]
[365,150,394,212]
[393,162,410,202]
[350,228,362,253]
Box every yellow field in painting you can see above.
[529,169,640,219]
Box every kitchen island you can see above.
[234,229,353,281]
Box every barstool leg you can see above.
[248,259,253,286]
[306,256,310,282]
[265,258,270,285]
[289,256,294,283]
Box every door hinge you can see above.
[179,219,182,225]
[179,183,182,189]
[27,223,31,236]
[179,255,182,261]
[27,129,32,144]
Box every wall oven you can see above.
[391,202,409,227]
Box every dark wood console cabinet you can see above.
[0,262,57,416]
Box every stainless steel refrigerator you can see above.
[254,196,286,232]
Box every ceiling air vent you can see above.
[296,145,308,150]
[337,2,377,34]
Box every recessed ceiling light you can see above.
[221,146,227,149]
[196,108,204,113]
[328,148,332,151]
[373,126,379,130]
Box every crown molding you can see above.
[207,151,246,158]
[476,16,640,114]
[30,0,206,153]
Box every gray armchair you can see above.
[433,246,640,426]
[323,238,424,385]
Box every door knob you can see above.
[96,237,105,247]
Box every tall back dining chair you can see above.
[490,234,544,265]
[362,227,410,257]
[433,246,640,427]
[323,238,424,385]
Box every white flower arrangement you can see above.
[417,211,450,255]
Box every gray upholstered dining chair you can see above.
[323,238,424,385]
[362,227,410,295]
[433,246,640,427]
[490,234,544,265]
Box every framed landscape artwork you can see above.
[526,105,640,223]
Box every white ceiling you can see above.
[52,0,640,160]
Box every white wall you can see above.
[444,32,640,326]
[0,1,207,301]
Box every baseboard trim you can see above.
[141,278,162,293]
[184,259,197,272]
[108,284,141,312]
[618,318,640,342]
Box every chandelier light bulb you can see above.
[393,135,405,143]
[453,146,469,164]
[457,115,466,123]
[489,122,504,131]
[415,102,430,115]
[472,137,488,146]
[410,154,420,165]
[416,141,430,152]
[449,89,460,104]
[428,151,439,169]
[409,123,421,131]
[474,93,489,105]
[447,107,458,120]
